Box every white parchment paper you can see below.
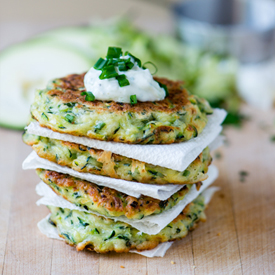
[35,165,218,235]
[26,108,226,171]
[23,151,184,199]
[37,187,219,258]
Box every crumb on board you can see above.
[214,152,222,160]
[217,232,221,236]
[239,170,249,182]
[120,265,125,268]
[171,261,175,264]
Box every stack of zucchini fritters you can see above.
[23,72,216,255]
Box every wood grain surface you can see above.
[0,105,274,275]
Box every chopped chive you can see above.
[116,74,130,87]
[93,57,107,70]
[118,61,127,71]
[81,91,95,101]
[106,59,119,66]
[130,95,137,105]
[126,60,134,69]
[125,51,142,67]
[142,61,158,75]
[156,81,169,97]
[64,114,75,123]
[107,47,122,58]
[99,65,118,79]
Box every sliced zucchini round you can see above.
[0,38,92,130]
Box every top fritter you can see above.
[31,74,212,144]
[30,47,213,144]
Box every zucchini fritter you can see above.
[47,194,206,253]
[30,73,213,144]
[37,169,203,220]
[23,132,211,185]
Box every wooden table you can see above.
[0,105,274,275]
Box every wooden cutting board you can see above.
[0,105,274,275]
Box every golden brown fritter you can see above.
[30,73,213,144]
[47,193,206,253]
[23,131,211,185]
[37,168,203,220]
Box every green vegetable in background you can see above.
[39,18,241,125]
[0,18,242,130]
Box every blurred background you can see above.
[1,0,275,130]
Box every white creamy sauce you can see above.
[84,59,166,103]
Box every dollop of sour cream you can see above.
[84,57,166,103]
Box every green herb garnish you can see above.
[130,95,137,105]
[94,57,108,70]
[92,47,169,100]
[116,74,130,87]
[157,81,169,97]
[125,58,134,70]
[99,65,119,80]
[107,47,122,58]
[81,91,95,101]
[124,51,142,67]
[118,61,127,71]
[142,61,158,75]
